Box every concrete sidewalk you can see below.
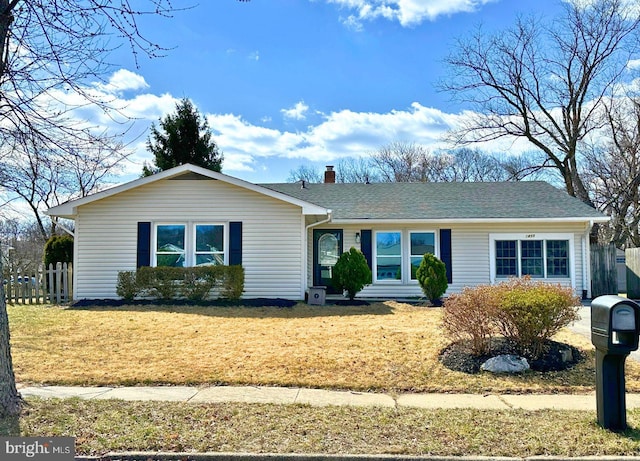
[17,383,640,411]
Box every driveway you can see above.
[569,302,640,362]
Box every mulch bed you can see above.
[70,298,371,308]
[439,337,583,374]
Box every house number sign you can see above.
[525,234,536,238]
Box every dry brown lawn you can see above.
[8,301,640,392]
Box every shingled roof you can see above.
[261,181,607,221]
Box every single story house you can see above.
[46,163,609,301]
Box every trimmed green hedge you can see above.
[116,265,244,301]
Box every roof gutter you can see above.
[331,217,611,225]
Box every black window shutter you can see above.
[360,230,372,270]
[440,229,452,283]
[137,222,151,268]
[229,221,243,266]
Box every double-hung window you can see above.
[156,224,186,267]
[195,224,225,266]
[374,230,436,282]
[410,232,435,280]
[154,223,226,267]
[490,234,572,281]
[376,231,402,281]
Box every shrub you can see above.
[442,285,501,356]
[117,265,245,302]
[181,267,218,301]
[220,265,244,301]
[441,277,581,359]
[116,271,139,301]
[331,247,372,300]
[493,277,580,359]
[415,253,448,303]
[43,234,74,267]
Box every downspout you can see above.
[52,218,75,238]
[303,210,333,297]
[583,220,593,299]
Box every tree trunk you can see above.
[0,246,22,418]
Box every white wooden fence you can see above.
[3,263,73,304]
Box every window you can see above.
[374,230,437,282]
[155,223,226,267]
[410,232,435,279]
[156,224,186,267]
[376,232,402,280]
[491,234,571,281]
[495,240,517,277]
[521,240,543,277]
[546,240,569,278]
[195,224,225,266]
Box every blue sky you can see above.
[96,0,567,183]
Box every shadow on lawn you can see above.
[66,298,396,318]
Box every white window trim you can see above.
[373,229,438,284]
[408,230,438,282]
[489,233,575,289]
[153,223,186,267]
[193,223,227,266]
[153,222,228,267]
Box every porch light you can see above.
[355,232,361,244]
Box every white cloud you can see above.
[628,59,640,70]
[95,69,150,95]
[31,68,543,183]
[326,0,497,28]
[281,101,309,120]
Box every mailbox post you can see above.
[591,295,640,431]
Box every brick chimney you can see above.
[324,165,335,184]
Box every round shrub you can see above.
[441,276,581,360]
[43,234,73,267]
[442,284,501,356]
[415,253,448,303]
[331,247,372,300]
[493,277,580,359]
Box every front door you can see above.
[313,229,343,293]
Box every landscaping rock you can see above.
[480,354,530,374]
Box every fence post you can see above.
[55,262,62,304]
[61,262,68,302]
[48,264,54,303]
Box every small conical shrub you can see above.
[416,253,448,303]
[331,247,372,300]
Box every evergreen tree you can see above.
[143,98,223,176]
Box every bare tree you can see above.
[0,137,127,239]
[585,97,640,247]
[336,157,380,183]
[443,0,640,206]
[287,164,324,183]
[371,142,434,182]
[0,0,190,418]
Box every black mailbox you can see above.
[591,295,640,431]
[591,295,640,353]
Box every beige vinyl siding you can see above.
[74,177,305,300]
[308,221,589,299]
